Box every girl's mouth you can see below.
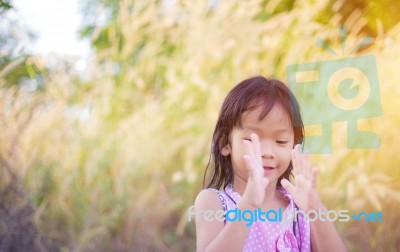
[263,166,275,170]
[263,166,275,174]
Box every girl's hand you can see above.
[281,144,323,212]
[241,134,269,208]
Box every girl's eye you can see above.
[243,138,251,142]
[277,140,289,144]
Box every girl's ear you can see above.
[221,144,231,156]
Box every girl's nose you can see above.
[261,143,275,159]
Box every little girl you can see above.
[195,76,347,251]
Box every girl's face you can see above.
[222,102,294,188]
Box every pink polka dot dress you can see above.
[211,184,311,252]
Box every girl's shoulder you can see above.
[194,189,226,213]
[194,189,226,251]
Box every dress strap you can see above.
[209,188,227,212]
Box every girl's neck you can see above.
[232,179,280,204]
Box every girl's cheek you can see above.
[283,149,292,161]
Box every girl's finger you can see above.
[296,144,303,175]
[244,139,256,162]
[251,133,262,164]
[311,167,318,190]
[291,148,298,175]
[304,153,311,179]
[243,155,254,179]
[263,177,269,189]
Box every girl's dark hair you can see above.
[203,76,304,189]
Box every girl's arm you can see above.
[281,145,347,252]
[194,189,255,252]
[309,204,347,252]
[196,134,269,252]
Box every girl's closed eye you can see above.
[276,140,289,144]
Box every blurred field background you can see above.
[1,0,400,251]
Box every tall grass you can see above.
[1,0,400,251]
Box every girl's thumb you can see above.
[281,179,294,194]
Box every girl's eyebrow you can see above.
[243,126,291,133]
[274,128,292,134]
[242,125,262,132]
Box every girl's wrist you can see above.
[308,199,325,212]
[237,199,258,210]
